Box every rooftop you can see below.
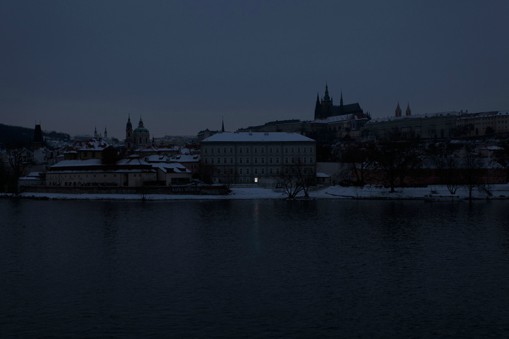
[202,132,315,143]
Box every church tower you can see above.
[32,123,44,149]
[125,116,133,150]
[405,103,412,117]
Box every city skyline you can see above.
[1,0,508,138]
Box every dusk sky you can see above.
[1,0,508,138]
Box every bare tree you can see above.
[493,141,509,182]
[335,142,376,186]
[371,140,421,192]
[8,149,28,194]
[428,143,461,195]
[279,159,314,199]
[460,147,485,203]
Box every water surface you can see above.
[1,199,509,337]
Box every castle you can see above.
[314,84,364,120]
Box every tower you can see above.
[405,103,412,117]
[104,127,108,139]
[125,115,133,149]
[314,84,333,120]
[33,123,43,149]
[395,102,402,117]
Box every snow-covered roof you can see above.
[169,154,200,163]
[145,154,169,163]
[369,111,460,123]
[48,169,156,174]
[73,138,109,151]
[203,132,314,143]
[50,157,153,170]
[152,163,191,174]
[117,157,151,166]
[51,159,102,168]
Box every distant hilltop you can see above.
[0,123,70,148]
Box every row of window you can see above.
[204,146,314,155]
[204,157,314,165]
[214,167,313,176]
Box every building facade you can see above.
[201,132,316,185]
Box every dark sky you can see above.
[1,0,508,138]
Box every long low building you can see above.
[46,157,191,188]
[201,132,316,184]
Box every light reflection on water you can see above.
[1,199,509,337]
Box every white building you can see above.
[201,132,316,184]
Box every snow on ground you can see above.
[5,184,509,201]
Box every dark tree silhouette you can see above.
[372,140,421,192]
[280,159,314,199]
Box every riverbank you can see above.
[5,184,509,201]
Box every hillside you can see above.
[0,123,70,148]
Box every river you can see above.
[1,199,509,337]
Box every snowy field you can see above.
[5,184,509,201]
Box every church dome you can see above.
[132,118,150,147]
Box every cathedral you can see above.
[314,84,364,120]
[125,116,150,150]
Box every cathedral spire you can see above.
[395,102,402,117]
[323,83,331,101]
[221,116,225,132]
[405,103,412,116]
